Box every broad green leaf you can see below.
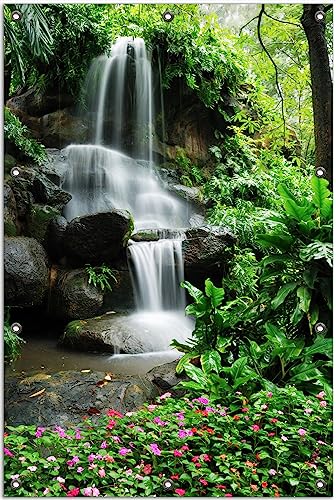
[303,268,317,289]
[261,255,292,267]
[296,286,312,313]
[204,278,224,307]
[177,380,204,391]
[181,281,204,302]
[283,198,315,222]
[184,363,208,387]
[303,336,332,359]
[311,176,332,219]
[300,241,333,267]
[201,350,222,375]
[289,364,323,383]
[309,304,319,326]
[256,233,294,251]
[271,282,297,309]
[216,336,232,353]
[176,352,197,374]
[265,323,286,344]
[291,303,305,325]
[223,356,248,383]
[278,184,297,202]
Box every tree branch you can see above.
[257,5,286,146]
[263,10,302,29]
[239,15,259,36]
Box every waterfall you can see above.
[62,37,193,352]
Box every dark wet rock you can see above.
[46,215,68,260]
[7,87,75,117]
[183,225,236,269]
[40,109,87,149]
[48,268,104,320]
[41,148,69,185]
[61,314,145,354]
[4,154,17,175]
[4,370,159,427]
[130,230,161,242]
[5,237,49,307]
[32,175,71,209]
[147,360,188,396]
[64,210,134,265]
[169,184,202,205]
[102,270,135,312]
[4,184,18,236]
[27,204,60,244]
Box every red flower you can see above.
[274,492,280,497]
[171,474,179,480]
[191,456,200,463]
[255,453,261,461]
[143,464,152,475]
[107,409,123,418]
[251,424,260,432]
[201,410,209,417]
[202,454,211,462]
[106,420,116,429]
[233,415,240,421]
[225,494,233,497]
[195,463,202,468]
[67,488,80,497]
[191,427,198,433]
[206,427,215,434]
[241,408,249,413]
[200,479,208,486]
[216,485,226,490]
[270,418,278,423]
[175,489,186,496]
[262,482,268,489]
[251,484,258,492]
[268,432,276,437]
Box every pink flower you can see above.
[153,417,167,426]
[320,400,327,408]
[281,435,288,441]
[77,467,84,473]
[269,469,277,476]
[298,428,307,436]
[43,488,50,495]
[83,487,93,496]
[270,418,278,423]
[88,454,96,462]
[98,469,106,478]
[35,427,45,438]
[47,456,56,462]
[67,487,80,497]
[178,429,193,438]
[202,454,211,462]
[317,440,327,445]
[268,432,276,437]
[147,405,157,411]
[55,426,66,438]
[225,494,233,497]
[150,443,161,456]
[175,489,186,496]
[4,447,14,457]
[75,429,81,440]
[119,448,131,456]
[181,445,189,451]
[200,479,208,486]
[242,407,249,413]
[106,420,116,429]
[267,392,273,398]
[28,466,37,472]
[316,391,325,399]
[159,392,171,399]
[56,477,65,483]
[112,436,121,443]
[196,397,209,404]
[135,474,144,480]
[251,424,260,432]
[304,408,313,415]
[100,441,107,449]
[174,450,183,457]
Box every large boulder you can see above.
[61,312,192,354]
[5,237,49,307]
[46,215,68,260]
[48,268,104,320]
[32,175,72,209]
[64,210,134,265]
[26,204,60,244]
[182,225,236,269]
[5,371,159,427]
[102,270,135,312]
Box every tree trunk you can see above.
[301,5,332,186]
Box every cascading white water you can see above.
[62,37,194,354]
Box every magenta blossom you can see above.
[75,429,81,440]
[269,469,277,476]
[251,424,260,432]
[98,469,106,478]
[150,443,161,456]
[100,441,107,449]
[316,391,325,400]
[119,448,132,456]
[174,450,183,457]
[178,429,193,438]
[35,427,45,438]
[4,448,14,457]
[83,487,100,497]
[77,467,84,473]
[320,400,327,408]
[298,428,307,436]
[267,392,273,398]
[196,397,209,405]
[159,392,171,399]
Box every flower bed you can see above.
[4,387,332,496]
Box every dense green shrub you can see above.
[4,388,332,496]
[4,309,25,364]
[4,107,46,164]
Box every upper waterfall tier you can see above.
[83,37,153,162]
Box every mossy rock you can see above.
[27,204,59,243]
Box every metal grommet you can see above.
[10,167,21,178]
[315,10,325,22]
[11,322,22,334]
[11,10,22,22]
[315,167,326,178]
[162,479,174,491]
[162,11,174,22]
[11,478,22,489]
[314,322,326,334]
[315,479,326,490]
